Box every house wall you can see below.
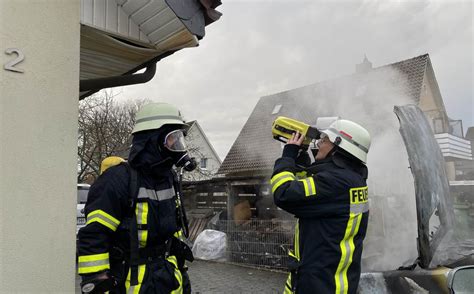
[418,72,449,133]
[0,1,80,292]
[184,124,221,181]
[445,161,456,181]
[418,71,456,180]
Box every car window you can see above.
[77,186,89,204]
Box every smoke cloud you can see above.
[287,66,419,271]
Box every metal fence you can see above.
[214,219,296,271]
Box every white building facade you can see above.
[184,121,221,181]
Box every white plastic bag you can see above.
[192,229,227,260]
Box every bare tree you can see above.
[77,90,149,183]
[78,92,213,183]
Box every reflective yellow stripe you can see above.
[86,209,120,231]
[167,255,178,267]
[309,178,316,195]
[174,229,184,240]
[271,171,297,193]
[271,171,295,184]
[283,274,294,294]
[136,202,148,248]
[294,220,300,260]
[300,178,309,195]
[272,177,294,193]
[334,213,362,294]
[171,269,183,294]
[124,257,183,294]
[126,264,146,294]
[285,221,300,293]
[168,255,183,294]
[176,197,181,208]
[78,253,109,274]
[342,215,361,290]
[283,223,300,294]
[288,250,297,259]
[298,177,316,197]
[78,252,109,263]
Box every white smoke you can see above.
[293,65,419,271]
[234,62,423,271]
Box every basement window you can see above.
[272,104,282,114]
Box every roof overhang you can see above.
[79,0,221,99]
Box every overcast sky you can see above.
[117,0,473,160]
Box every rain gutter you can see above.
[79,50,175,100]
[79,63,156,93]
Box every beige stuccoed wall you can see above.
[418,71,457,180]
[419,71,449,133]
[0,1,80,292]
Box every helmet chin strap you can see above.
[320,146,338,161]
[312,145,338,162]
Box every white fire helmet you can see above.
[321,119,371,164]
[132,103,186,134]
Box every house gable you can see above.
[185,120,221,181]
[418,59,450,133]
[219,54,438,177]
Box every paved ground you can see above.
[188,261,287,294]
[76,260,288,293]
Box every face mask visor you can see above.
[163,129,187,152]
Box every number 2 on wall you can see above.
[4,48,25,73]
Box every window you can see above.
[272,104,282,115]
[200,158,208,170]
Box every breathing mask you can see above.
[164,129,187,152]
[162,129,197,171]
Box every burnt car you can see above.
[358,105,474,294]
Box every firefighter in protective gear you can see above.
[77,102,196,294]
[271,119,371,294]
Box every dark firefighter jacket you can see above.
[77,129,188,294]
[271,145,369,294]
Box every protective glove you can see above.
[81,271,117,294]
